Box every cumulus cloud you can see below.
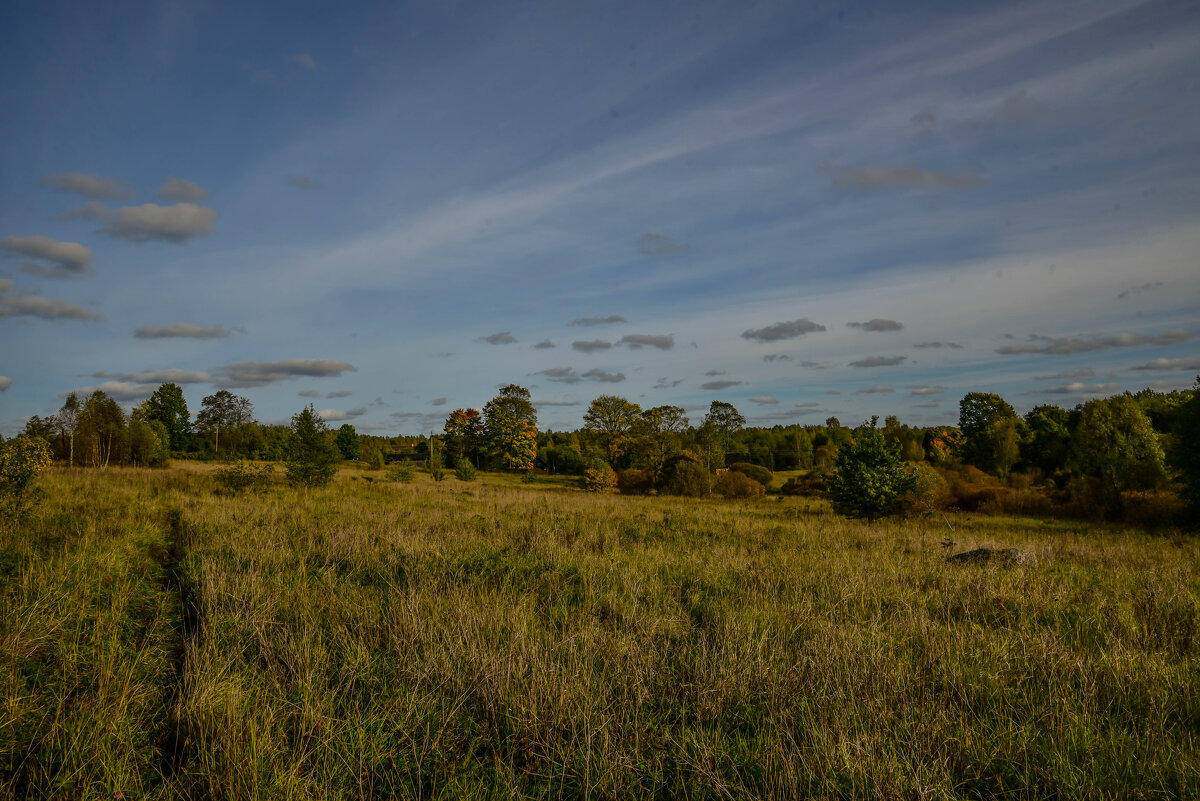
[318,407,366,422]
[533,367,579,383]
[1131,357,1200,372]
[701,380,742,390]
[478,332,517,345]
[214,359,356,388]
[581,369,625,383]
[620,334,674,350]
[1,235,92,277]
[653,377,683,389]
[327,390,353,398]
[532,339,556,349]
[913,341,963,349]
[998,89,1049,124]
[748,396,778,405]
[158,177,212,202]
[41,172,133,200]
[285,174,324,191]
[0,376,12,392]
[847,318,903,332]
[1043,382,1123,395]
[569,315,626,326]
[638,233,690,256]
[849,355,907,368]
[572,340,612,353]
[64,201,218,243]
[829,164,984,191]
[741,318,826,343]
[996,330,1192,355]
[430,397,447,406]
[0,283,101,321]
[763,354,790,362]
[907,385,945,396]
[92,369,211,384]
[1033,368,1095,380]
[133,322,233,339]
[856,385,895,394]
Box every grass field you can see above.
[2,465,1197,799]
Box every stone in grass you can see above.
[946,547,1036,566]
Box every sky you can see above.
[2,0,1199,436]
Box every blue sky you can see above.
[2,0,1198,435]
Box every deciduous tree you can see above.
[583,394,642,466]
[145,383,191,450]
[196,390,253,453]
[1069,395,1166,517]
[958,392,1018,473]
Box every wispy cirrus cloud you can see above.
[907,385,945,395]
[741,318,825,343]
[997,329,1191,355]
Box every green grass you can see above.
[2,465,1197,799]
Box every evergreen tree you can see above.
[826,417,916,522]
[285,405,339,488]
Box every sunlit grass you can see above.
[1,466,1197,798]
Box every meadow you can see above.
[1,465,1197,799]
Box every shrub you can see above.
[285,405,340,489]
[215,462,275,493]
[427,448,445,482]
[455,458,477,482]
[0,435,54,518]
[389,461,415,483]
[617,468,653,495]
[665,461,713,497]
[1120,491,1186,528]
[715,470,764,499]
[826,418,916,522]
[781,472,825,496]
[729,462,772,487]
[365,446,385,471]
[901,463,951,516]
[582,464,616,493]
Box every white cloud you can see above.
[318,407,366,422]
[828,165,985,191]
[907,385,945,395]
[0,376,12,392]
[61,381,157,402]
[158,177,212,202]
[65,202,218,243]
[1130,357,1200,372]
[92,369,211,384]
[41,172,133,200]
[997,329,1191,355]
[569,315,626,326]
[748,396,778,404]
[856,385,895,394]
[1,235,92,277]
[214,359,356,387]
[133,322,233,339]
[572,340,612,353]
[701,380,742,390]
[0,283,101,321]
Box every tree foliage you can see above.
[334,424,360,460]
[484,385,538,471]
[958,392,1018,473]
[285,405,339,488]
[583,394,642,466]
[144,383,190,450]
[1069,395,1166,517]
[1170,378,1200,525]
[196,390,253,453]
[826,417,916,522]
[0,435,54,518]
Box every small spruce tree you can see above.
[826,417,916,522]
[285,405,339,488]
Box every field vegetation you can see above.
[2,464,1197,799]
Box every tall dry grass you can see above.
[1,466,1197,798]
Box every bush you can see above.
[455,458,477,481]
[581,464,616,493]
[781,472,825,496]
[365,446,385,471]
[1121,490,1187,528]
[616,468,653,495]
[215,462,275,493]
[285,405,340,489]
[389,462,415,483]
[826,418,916,522]
[729,462,773,487]
[665,461,713,497]
[901,463,951,516]
[0,435,53,518]
[715,470,764,499]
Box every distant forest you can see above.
[8,378,1200,527]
